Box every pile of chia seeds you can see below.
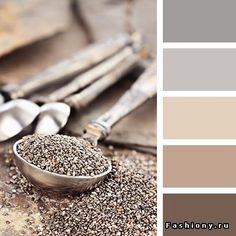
[5,148,157,236]
[1,144,157,235]
[39,158,156,236]
[17,134,110,177]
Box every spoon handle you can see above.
[46,46,137,102]
[64,54,140,109]
[84,62,157,140]
[0,33,136,101]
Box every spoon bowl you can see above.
[35,102,71,135]
[13,139,112,193]
[0,99,40,142]
[0,94,4,105]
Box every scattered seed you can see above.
[4,142,156,235]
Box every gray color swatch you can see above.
[164,49,236,91]
[164,0,236,42]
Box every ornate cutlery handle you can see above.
[64,54,140,108]
[46,46,137,102]
[84,62,157,140]
[1,33,136,101]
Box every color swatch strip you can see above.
[164,49,236,91]
[164,97,236,139]
[164,194,234,236]
[164,0,236,42]
[164,146,236,187]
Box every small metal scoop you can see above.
[0,99,40,142]
[0,45,139,142]
[35,102,71,135]
[0,100,70,142]
[13,62,156,193]
[13,139,112,193]
[0,34,137,141]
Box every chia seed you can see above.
[3,145,157,235]
[17,134,110,177]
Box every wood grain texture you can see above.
[0,0,70,57]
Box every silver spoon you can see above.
[0,33,135,104]
[0,100,70,143]
[13,62,156,193]
[34,44,140,103]
[0,99,40,142]
[35,102,71,135]
[35,52,140,135]
[0,42,139,142]
[0,99,70,143]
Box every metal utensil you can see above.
[35,50,140,134]
[0,100,70,143]
[12,62,156,192]
[0,99,40,142]
[0,33,136,104]
[35,45,138,103]
[0,45,139,142]
[35,103,71,135]
[83,62,157,145]
[13,139,112,193]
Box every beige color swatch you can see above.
[164,146,236,187]
[164,97,236,139]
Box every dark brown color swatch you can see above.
[164,146,236,187]
[164,194,234,236]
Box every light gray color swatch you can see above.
[164,0,236,42]
[164,49,236,91]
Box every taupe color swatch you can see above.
[164,194,234,236]
[164,49,236,91]
[164,97,236,139]
[164,146,236,187]
[164,0,236,42]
